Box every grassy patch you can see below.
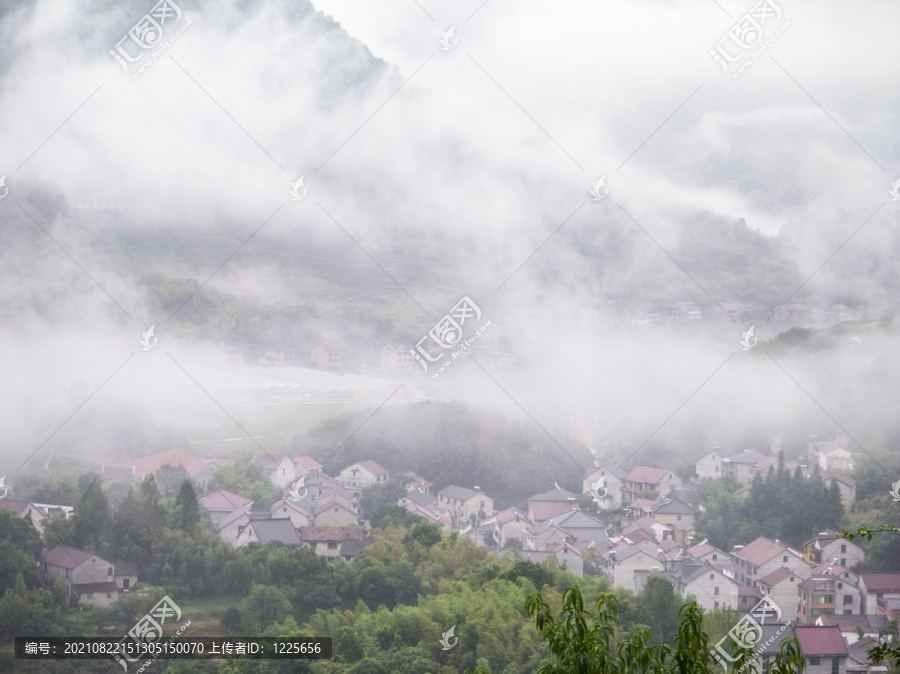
[178,596,242,616]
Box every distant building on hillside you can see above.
[130,448,214,492]
[311,344,341,370]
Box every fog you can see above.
[1,0,899,483]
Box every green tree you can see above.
[156,464,191,499]
[73,477,110,554]
[369,505,421,530]
[172,478,201,533]
[358,474,413,519]
[240,584,292,633]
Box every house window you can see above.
[840,558,846,566]
[843,595,852,605]
[831,657,839,674]
[809,657,819,665]
[782,555,788,562]
[790,577,794,582]
[837,582,842,589]
[712,554,717,561]
[714,587,719,595]
[840,544,846,553]
[327,542,338,550]
[108,567,113,576]
[714,602,719,609]
[677,515,682,521]
[123,579,130,590]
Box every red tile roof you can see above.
[734,536,786,565]
[294,456,323,469]
[199,490,251,510]
[759,566,796,587]
[131,448,212,479]
[490,507,531,526]
[529,500,578,522]
[0,499,29,516]
[794,626,848,656]
[354,460,388,476]
[630,498,660,512]
[860,572,900,593]
[625,466,672,485]
[41,545,98,569]
[823,471,856,487]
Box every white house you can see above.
[253,454,295,489]
[337,460,390,493]
[40,545,119,607]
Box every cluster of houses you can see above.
[4,434,897,669]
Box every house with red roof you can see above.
[527,486,579,523]
[687,540,731,571]
[130,448,214,492]
[731,536,813,587]
[314,493,359,527]
[0,499,73,535]
[622,466,681,503]
[794,626,848,673]
[404,501,453,531]
[482,507,532,549]
[758,566,804,618]
[797,562,863,620]
[40,545,119,607]
[527,542,583,577]
[600,538,660,589]
[337,460,389,493]
[859,572,900,616]
[199,490,253,526]
[269,498,311,529]
[293,456,323,481]
[401,472,433,494]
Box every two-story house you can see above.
[858,572,900,615]
[481,507,532,549]
[757,567,804,618]
[622,466,682,503]
[582,464,627,509]
[299,526,371,562]
[0,499,74,535]
[310,344,341,370]
[649,496,694,525]
[732,536,813,587]
[269,498,311,529]
[803,530,865,568]
[794,626,849,674]
[337,460,390,493]
[687,540,733,572]
[526,542,584,577]
[436,485,493,527]
[600,539,661,590]
[199,490,253,527]
[292,456,323,481]
[797,563,863,620]
[253,454,295,489]
[40,545,119,607]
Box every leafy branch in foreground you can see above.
[838,524,900,541]
[473,585,805,673]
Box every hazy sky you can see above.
[1,0,899,478]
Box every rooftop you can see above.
[794,626,848,656]
[624,465,672,485]
[199,490,252,510]
[131,448,212,479]
[41,545,99,570]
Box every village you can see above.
[2,432,897,673]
